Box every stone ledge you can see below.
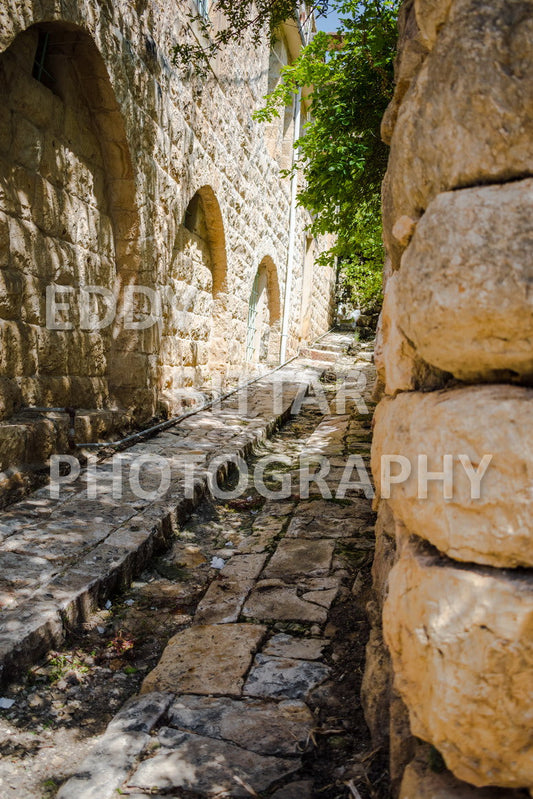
[0,361,323,686]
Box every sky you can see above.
[315,7,342,32]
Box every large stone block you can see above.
[395,179,533,382]
[400,751,527,799]
[372,386,533,568]
[384,0,533,267]
[384,541,533,790]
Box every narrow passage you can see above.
[0,334,386,799]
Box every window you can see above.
[196,0,209,19]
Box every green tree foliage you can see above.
[255,0,399,315]
[173,1,328,76]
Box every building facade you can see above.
[0,0,335,502]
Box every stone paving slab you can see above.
[243,653,331,700]
[243,582,329,623]
[261,538,335,581]
[263,633,328,661]
[140,623,267,696]
[126,731,301,797]
[194,553,268,624]
[57,692,173,799]
[0,362,323,684]
[167,694,314,755]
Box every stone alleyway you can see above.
[0,333,382,799]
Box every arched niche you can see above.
[160,185,229,408]
[245,256,281,365]
[0,22,144,426]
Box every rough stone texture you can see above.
[383,0,533,269]
[140,623,267,697]
[400,751,528,799]
[395,179,533,382]
[194,553,267,624]
[261,538,335,581]
[243,653,330,700]
[127,732,300,797]
[263,633,327,660]
[57,692,173,799]
[0,0,335,498]
[372,386,533,568]
[243,582,329,623]
[168,694,314,756]
[371,3,533,789]
[384,542,533,790]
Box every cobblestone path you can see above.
[0,334,381,798]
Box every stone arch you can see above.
[184,185,228,298]
[245,256,281,365]
[159,185,229,409]
[0,23,143,442]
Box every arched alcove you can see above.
[160,185,229,408]
[245,256,281,365]
[0,22,143,426]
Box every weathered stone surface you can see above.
[168,694,314,756]
[262,539,335,581]
[395,180,533,382]
[361,602,392,749]
[400,752,527,799]
[270,781,314,799]
[414,0,453,50]
[372,386,533,568]
[263,633,327,661]
[127,732,300,797]
[381,0,429,145]
[57,693,173,799]
[384,0,533,268]
[243,653,330,700]
[384,542,533,789]
[243,583,328,623]
[194,553,267,624]
[377,271,417,394]
[140,624,266,697]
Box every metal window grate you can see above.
[196,0,209,19]
[246,271,260,361]
[33,31,54,84]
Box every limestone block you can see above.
[10,113,42,172]
[381,0,429,145]
[0,268,23,319]
[378,271,416,394]
[414,0,453,50]
[372,386,533,567]
[361,603,392,748]
[384,541,533,790]
[384,0,533,267]
[395,179,533,381]
[0,423,28,470]
[401,752,527,799]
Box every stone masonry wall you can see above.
[0,0,335,501]
[364,0,533,796]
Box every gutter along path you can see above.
[0,356,327,682]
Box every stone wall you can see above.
[365,0,533,796]
[0,0,335,502]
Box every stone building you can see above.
[365,0,533,796]
[0,0,335,502]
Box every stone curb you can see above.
[0,362,326,686]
